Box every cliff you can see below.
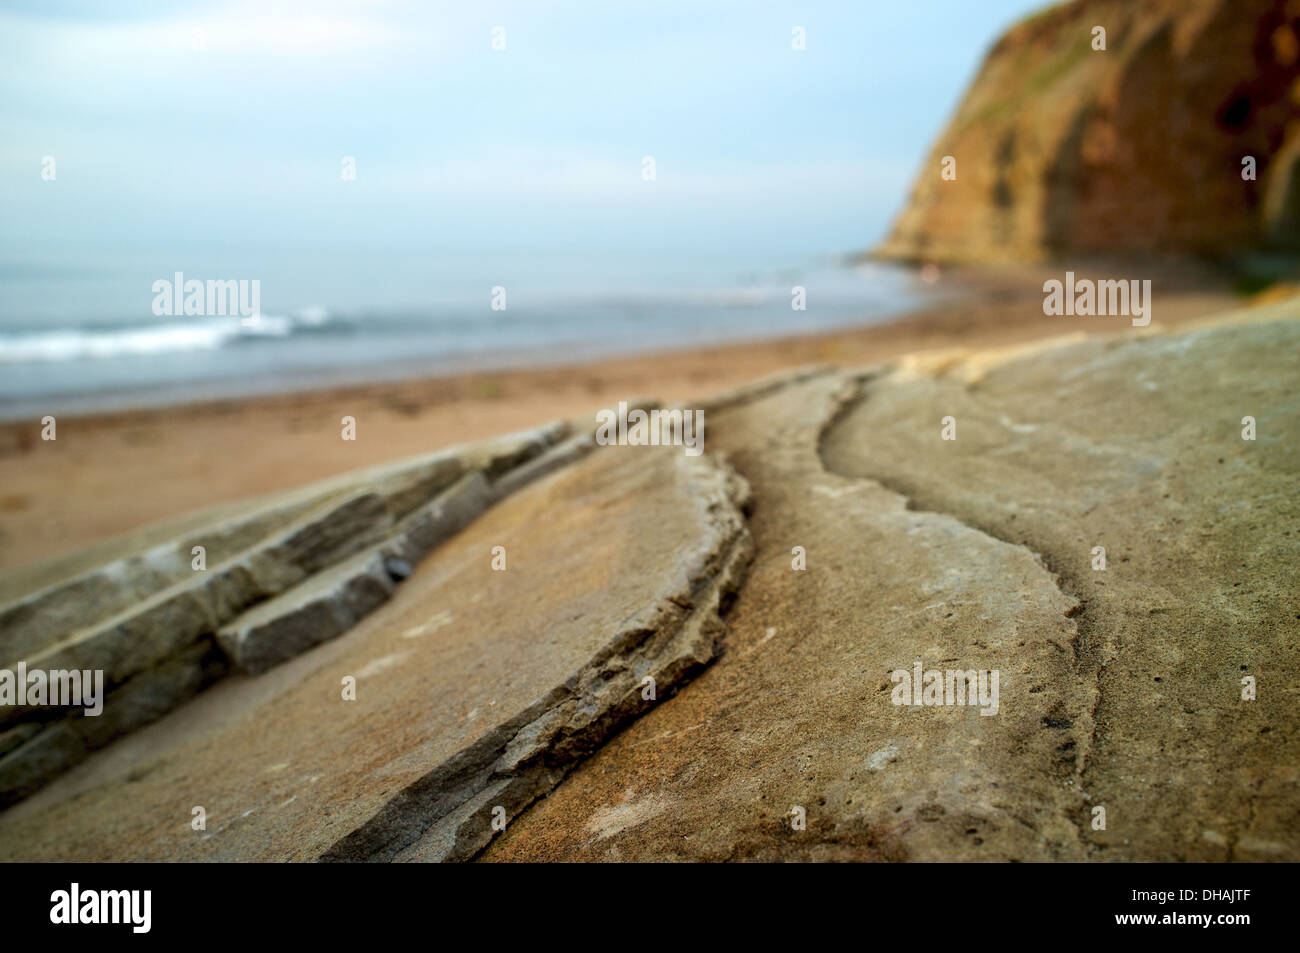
[875,0,1300,264]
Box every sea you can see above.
[0,248,934,420]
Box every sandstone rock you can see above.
[0,427,536,680]
[485,308,1299,862]
[2,488,394,725]
[384,557,413,581]
[248,490,393,579]
[475,420,571,478]
[490,434,594,499]
[379,471,494,566]
[0,641,229,808]
[818,310,1300,861]
[0,722,85,812]
[217,552,395,676]
[486,370,1093,861]
[0,723,40,759]
[0,420,619,807]
[0,441,751,860]
[874,0,1300,264]
[1,314,1294,862]
[0,495,323,665]
[365,453,465,520]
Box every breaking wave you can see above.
[0,309,335,363]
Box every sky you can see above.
[0,0,1049,269]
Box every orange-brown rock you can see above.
[874,0,1300,264]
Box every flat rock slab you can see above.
[486,371,1094,861]
[818,316,1300,861]
[485,314,1299,862]
[2,314,1294,863]
[0,424,571,802]
[216,550,395,676]
[0,440,748,861]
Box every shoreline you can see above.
[0,271,1242,572]
[0,307,931,426]
[0,259,933,425]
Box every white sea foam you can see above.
[0,309,327,363]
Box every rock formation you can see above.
[874,0,1300,264]
[0,303,1296,862]
[0,416,592,805]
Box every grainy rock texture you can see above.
[484,372,1096,861]
[875,0,1300,264]
[0,308,1295,861]
[0,421,570,802]
[0,442,752,861]
[819,315,1300,861]
[485,309,1299,862]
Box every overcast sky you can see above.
[0,0,1046,262]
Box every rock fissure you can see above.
[815,372,1100,851]
[320,454,754,862]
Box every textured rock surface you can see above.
[378,472,494,566]
[0,309,1294,861]
[485,372,1095,860]
[0,441,751,861]
[819,314,1300,861]
[0,422,569,800]
[875,0,1300,264]
[217,551,396,676]
[4,488,394,717]
[0,640,228,807]
[0,496,321,664]
[485,308,1298,862]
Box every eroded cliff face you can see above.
[875,0,1300,264]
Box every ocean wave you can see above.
[0,309,333,363]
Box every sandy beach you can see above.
[0,270,1239,573]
